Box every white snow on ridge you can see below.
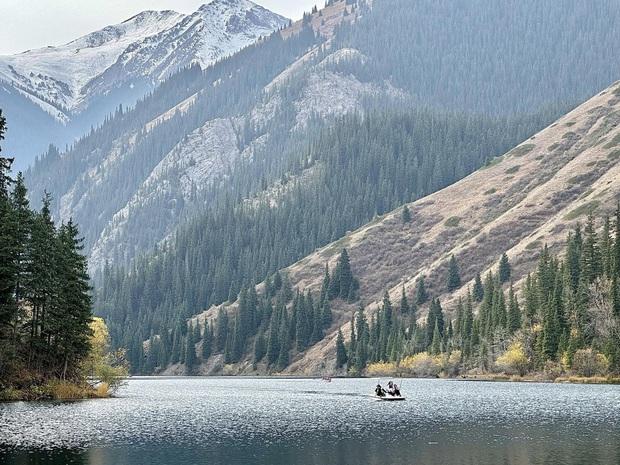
[0,10,184,112]
[0,0,288,115]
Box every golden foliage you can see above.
[48,380,87,400]
[366,361,398,376]
[572,349,609,377]
[495,342,529,376]
[400,352,441,377]
[84,317,129,395]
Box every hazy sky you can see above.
[0,0,320,55]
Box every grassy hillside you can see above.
[190,80,620,376]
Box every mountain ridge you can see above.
[0,0,289,170]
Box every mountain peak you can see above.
[199,0,259,10]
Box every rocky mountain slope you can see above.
[195,80,620,375]
[27,1,369,272]
[0,0,288,170]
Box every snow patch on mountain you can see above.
[0,1,288,116]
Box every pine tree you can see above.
[415,276,428,305]
[202,322,212,360]
[401,205,411,223]
[185,323,197,374]
[498,253,511,284]
[430,321,442,355]
[473,273,484,302]
[507,285,522,333]
[447,255,461,292]
[336,329,347,368]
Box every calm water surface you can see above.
[1,378,619,465]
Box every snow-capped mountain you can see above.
[0,0,288,170]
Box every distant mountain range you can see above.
[0,0,288,171]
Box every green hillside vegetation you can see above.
[98,108,556,373]
[335,0,620,114]
[356,210,620,380]
[143,250,355,374]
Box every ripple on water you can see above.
[1,378,620,462]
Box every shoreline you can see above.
[4,374,618,402]
[126,374,620,385]
[0,381,111,403]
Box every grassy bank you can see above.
[0,380,112,402]
[364,371,620,385]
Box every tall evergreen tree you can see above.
[415,276,428,305]
[447,255,462,292]
[401,205,412,223]
[498,253,511,284]
[473,273,484,302]
[336,329,348,368]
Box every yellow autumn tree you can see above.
[495,342,529,376]
[85,317,128,395]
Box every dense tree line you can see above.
[0,112,93,387]
[334,0,620,115]
[140,250,354,374]
[346,209,620,377]
[98,107,553,373]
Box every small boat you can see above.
[375,395,406,401]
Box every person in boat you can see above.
[375,383,386,397]
[387,381,401,397]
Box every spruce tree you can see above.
[473,273,484,302]
[55,219,93,379]
[254,330,266,363]
[185,323,197,374]
[401,205,412,223]
[415,276,428,305]
[399,287,410,314]
[498,253,511,284]
[430,321,441,355]
[215,309,228,352]
[276,317,289,371]
[320,264,330,303]
[507,285,522,334]
[614,203,620,276]
[336,329,347,368]
[202,322,212,360]
[447,255,461,292]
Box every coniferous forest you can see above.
[0,112,94,394]
[98,108,557,373]
[137,209,620,380]
[348,211,620,379]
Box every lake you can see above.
[1,378,619,465]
